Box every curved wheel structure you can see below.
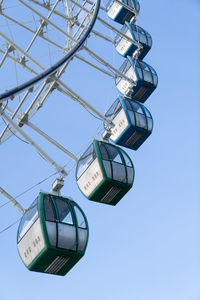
[0,0,100,143]
[0,0,158,276]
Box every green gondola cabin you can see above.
[76,140,134,205]
[17,192,89,276]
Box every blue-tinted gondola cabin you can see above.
[76,140,134,205]
[114,22,152,59]
[115,56,158,103]
[105,96,153,150]
[17,193,89,276]
[106,0,140,24]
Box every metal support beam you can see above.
[18,0,137,84]
[0,31,45,71]
[55,78,114,126]
[18,0,77,45]
[97,16,141,49]
[74,54,115,78]
[69,0,140,47]
[0,0,100,102]
[0,49,38,76]
[83,46,135,84]
[0,107,67,176]
[25,120,78,162]
[0,187,25,214]
[0,88,32,141]
[27,0,73,20]
[24,0,61,55]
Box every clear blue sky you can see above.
[0,0,199,299]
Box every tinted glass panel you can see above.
[124,98,132,111]
[77,144,96,179]
[127,166,134,184]
[104,143,123,164]
[153,74,158,85]
[99,143,109,160]
[57,224,76,250]
[112,162,126,183]
[143,106,151,118]
[54,198,73,225]
[119,59,130,73]
[73,203,87,229]
[122,151,133,167]
[132,26,140,41]
[147,117,153,130]
[17,199,38,242]
[135,64,143,79]
[134,0,140,11]
[130,101,141,112]
[113,153,122,163]
[77,228,87,251]
[135,112,147,129]
[103,160,112,178]
[128,110,135,125]
[137,61,147,70]
[143,70,153,83]
[44,195,55,221]
[139,32,147,44]
[105,99,122,120]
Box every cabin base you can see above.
[88,180,132,206]
[27,247,83,276]
[111,125,151,150]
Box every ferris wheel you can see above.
[0,0,158,276]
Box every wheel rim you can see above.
[0,0,100,143]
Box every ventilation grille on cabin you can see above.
[45,255,70,274]
[125,131,142,147]
[133,86,148,100]
[100,187,121,204]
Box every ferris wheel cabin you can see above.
[105,96,153,150]
[76,140,134,205]
[17,193,89,276]
[116,57,158,102]
[106,0,140,24]
[114,22,152,59]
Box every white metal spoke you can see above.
[25,121,78,162]
[0,49,39,75]
[0,31,45,70]
[55,78,114,125]
[24,0,61,54]
[26,1,114,44]
[0,11,65,50]
[84,46,135,84]
[74,53,115,78]
[0,88,32,140]
[18,0,78,44]
[0,106,67,176]
[0,187,25,214]
[27,0,73,20]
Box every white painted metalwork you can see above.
[0,0,141,214]
[0,186,26,214]
[25,120,78,162]
[0,107,67,176]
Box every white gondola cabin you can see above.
[106,0,140,24]
[17,193,89,276]
[105,96,153,150]
[115,56,158,103]
[76,140,134,205]
[114,22,152,59]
